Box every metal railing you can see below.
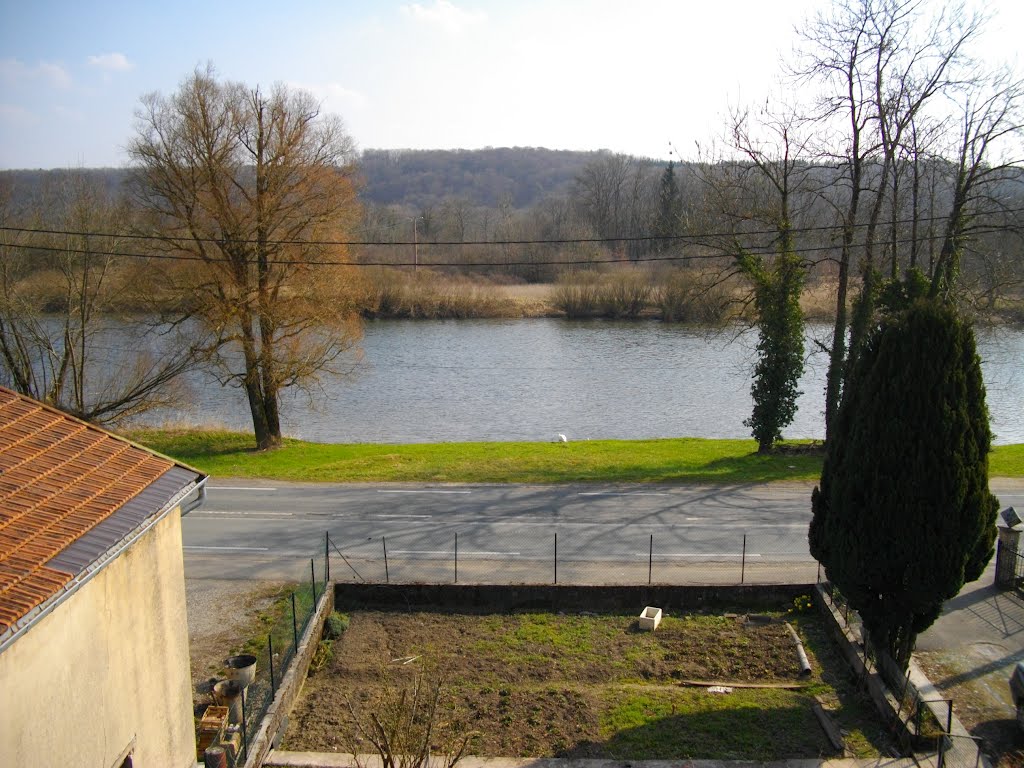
[326,528,817,586]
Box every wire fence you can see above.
[212,549,328,767]
[327,528,819,586]
[818,582,986,768]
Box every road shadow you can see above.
[941,585,1024,641]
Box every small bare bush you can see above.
[598,270,652,318]
[654,268,736,323]
[347,670,475,768]
[552,271,601,318]
[360,268,522,319]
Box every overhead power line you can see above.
[0,210,1017,268]
[3,205,1022,247]
[0,228,1007,270]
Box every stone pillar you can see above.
[995,515,1022,590]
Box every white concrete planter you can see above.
[639,606,662,631]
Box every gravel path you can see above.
[185,577,289,713]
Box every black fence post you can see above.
[310,558,318,606]
[454,532,458,584]
[268,634,277,695]
[383,537,390,583]
[554,533,558,585]
[648,534,653,585]
[325,531,330,583]
[291,592,299,650]
[741,534,747,584]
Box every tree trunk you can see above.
[824,254,849,443]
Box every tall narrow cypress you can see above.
[810,299,998,669]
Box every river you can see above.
[141,319,1024,445]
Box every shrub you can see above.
[347,671,476,768]
[324,611,349,640]
[553,271,601,318]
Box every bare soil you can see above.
[185,579,290,715]
[283,609,895,759]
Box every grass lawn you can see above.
[127,428,1022,483]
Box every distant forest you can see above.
[358,147,624,208]
[0,146,648,211]
[2,146,1023,300]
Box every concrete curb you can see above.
[264,755,923,768]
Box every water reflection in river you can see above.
[143,319,1023,445]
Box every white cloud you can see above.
[400,0,485,35]
[87,53,134,72]
[0,58,71,89]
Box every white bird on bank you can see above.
[556,433,568,443]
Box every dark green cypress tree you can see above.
[652,161,683,253]
[809,298,998,669]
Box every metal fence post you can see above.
[268,634,277,695]
[648,534,653,585]
[455,532,458,584]
[383,537,389,583]
[741,534,747,584]
[291,592,299,650]
[325,531,330,583]
[554,533,558,585]
[310,558,318,605]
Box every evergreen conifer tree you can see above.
[652,161,683,253]
[809,298,998,669]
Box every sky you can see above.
[1,0,1021,169]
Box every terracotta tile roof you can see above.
[0,387,196,635]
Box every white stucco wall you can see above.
[0,509,195,768]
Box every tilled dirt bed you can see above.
[283,609,892,759]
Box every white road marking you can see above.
[184,545,270,551]
[391,550,520,556]
[643,553,764,558]
[209,486,278,491]
[193,511,294,517]
[371,514,433,519]
[578,492,671,497]
[377,490,471,495]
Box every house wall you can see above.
[0,509,195,768]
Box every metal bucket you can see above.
[224,654,257,688]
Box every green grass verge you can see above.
[126,428,1023,483]
[990,443,1024,477]
[127,429,825,483]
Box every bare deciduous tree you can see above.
[129,65,363,450]
[791,0,1022,440]
[0,171,204,424]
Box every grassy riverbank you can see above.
[127,429,1024,483]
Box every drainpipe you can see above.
[181,477,208,516]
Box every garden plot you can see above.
[282,608,895,760]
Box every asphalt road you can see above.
[181,480,1024,584]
